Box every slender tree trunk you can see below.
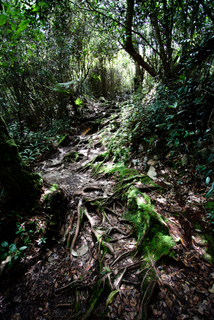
[0,116,40,205]
[124,0,156,77]
[134,62,144,92]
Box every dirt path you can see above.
[1,106,214,320]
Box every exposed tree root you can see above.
[137,280,156,320]
[114,267,127,289]
[104,206,120,217]
[55,280,83,294]
[66,214,74,247]
[110,248,135,267]
[61,156,181,318]
[106,226,128,236]
[149,255,186,305]
[83,207,115,256]
[70,199,83,260]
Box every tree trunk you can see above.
[134,62,144,92]
[124,0,156,77]
[0,116,40,206]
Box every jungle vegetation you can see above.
[0,0,214,264]
[0,1,214,318]
[0,0,213,200]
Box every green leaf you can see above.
[38,1,48,8]
[75,98,83,106]
[206,176,210,185]
[206,182,214,198]
[0,187,4,198]
[0,14,7,26]
[0,252,8,260]
[7,260,14,270]
[9,243,17,252]
[168,102,178,109]
[106,290,119,307]
[102,266,111,273]
[11,23,16,31]
[1,241,9,248]
[16,20,29,33]
[208,154,214,163]
[205,170,212,178]
[19,246,27,251]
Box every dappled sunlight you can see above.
[0,0,213,318]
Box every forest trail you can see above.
[1,102,214,320]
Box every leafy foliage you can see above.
[7,118,73,164]
[0,240,27,270]
[206,201,214,231]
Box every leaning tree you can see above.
[79,0,214,84]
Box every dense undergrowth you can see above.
[8,117,75,165]
[92,79,214,259]
[101,79,214,199]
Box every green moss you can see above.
[125,187,175,262]
[44,183,59,199]
[99,162,138,179]
[88,150,111,173]
[145,231,175,261]
[203,234,214,263]
[94,150,110,162]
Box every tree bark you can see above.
[0,116,40,205]
[124,0,156,77]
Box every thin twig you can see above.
[107,226,127,236]
[55,280,82,294]
[110,248,135,267]
[114,267,127,289]
[104,206,120,217]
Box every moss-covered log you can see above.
[0,116,41,205]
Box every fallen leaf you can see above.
[86,265,91,271]
[209,283,214,293]
[106,290,119,307]
[72,244,88,257]
[165,294,173,311]
[147,166,157,180]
